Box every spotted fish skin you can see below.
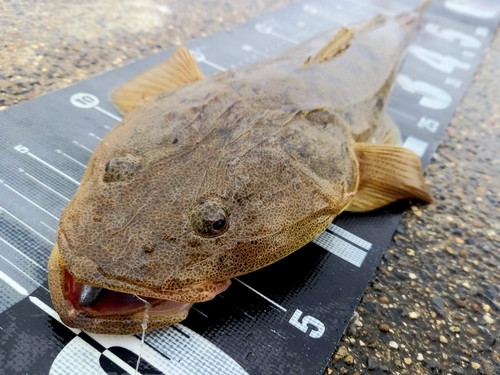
[48,9,432,335]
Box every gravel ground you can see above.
[1,1,499,374]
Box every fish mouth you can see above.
[64,269,194,318]
[48,243,230,334]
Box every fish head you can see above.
[48,99,357,334]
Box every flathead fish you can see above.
[48,8,432,334]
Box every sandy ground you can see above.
[1,0,499,374]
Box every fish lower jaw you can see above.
[59,302,192,335]
[65,269,194,318]
[58,269,194,334]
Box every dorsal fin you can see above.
[359,14,386,31]
[347,143,432,212]
[110,46,204,114]
[301,27,355,68]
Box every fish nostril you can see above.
[102,155,143,183]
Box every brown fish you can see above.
[48,9,432,334]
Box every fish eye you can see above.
[191,201,229,237]
[212,218,226,231]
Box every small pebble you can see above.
[450,326,460,333]
[471,362,480,370]
[389,341,399,349]
[409,272,417,279]
[462,282,471,289]
[483,304,491,313]
[466,328,478,335]
[344,354,354,365]
[409,311,419,319]
[378,323,390,333]
[440,335,448,343]
[379,296,389,304]
[417,353,424,361]
[406,248,415,256]
[483,314,494,325]
[367,357,379,371]
[458,249,467,258]
[432,296,445,310]
[404,357,412,365]
[337,346,348,357]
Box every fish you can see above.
[48,7,433,335]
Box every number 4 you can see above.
[289,309,325,338]
[408,45,470,74]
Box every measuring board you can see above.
[0,0,499,374]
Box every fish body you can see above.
[48,9,432,334]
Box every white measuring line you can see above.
[25,152,80,185]
[387,107,417,121]
[234,278,287,312]
[302,4,340,22]
[191,307,208,318]
[0,205,54,245]
[0,270,28,296]
[254,22,299,44]
[327,224,372,251]
[72,140,94,153]
[1,182,59,221]
[0,252,48,292]
[241,44,269,58]
[344,0,397,15]
[0,236,47,272]
[18,168,71,202]
[94,106,122,122]
[41,221,57,233]
[313,224,372,268]
[88,132,102,141]
[189,50,227,72]
[56,149,87,168]
[314,232,367,267]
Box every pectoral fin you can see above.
[347,143,432,212]
[110,46,204,114]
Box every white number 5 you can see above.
[289,309,325,338]
[424,24,481,49]
[444,1,497,19]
